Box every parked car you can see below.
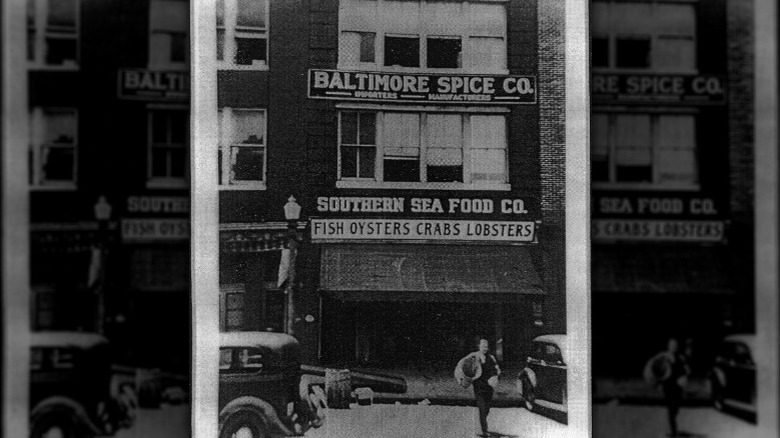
[219,332,326,438]
[517,334,567,413]
[709,334,756,419]
[30,332,137,438]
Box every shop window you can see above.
[27,0,79,68]
[218,108,266,188]
[338,110,507,189]
[591,0,696,72]
[426,36,461,68]
[148,109,189,187]
[130,248,189,291]
[29,107,77,188]
[592,112,698,189]
[149,0,189,69]
[217,0,268,69]
[338,0,506,73]
[225,292,245,331]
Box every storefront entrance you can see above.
[320,299,529,370]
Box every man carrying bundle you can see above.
[455,338,501,437]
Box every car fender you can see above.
[31,396,103,435]
[519,368,537,388]
[219,396,297,437]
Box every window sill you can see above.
[336,180,511,191]
[147,179,189,190]
[592,182,701,192]
[219,182,267,191]
[217,62,269,72]
[27,63,79,72]
[29,184,77,191]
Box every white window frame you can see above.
[147,105,189,189]
[217,0,269,70]
[27,0,80,70]
[217,107,267,190]
[591,0,698,74]
[148,0,189,70]
[29,107,78,190]
[337,0,508,74]
[336,104,510,191]
[592,107,700,191]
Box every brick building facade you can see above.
[215,0,568,368]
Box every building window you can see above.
[149,0,189,69]
[218,108,266,188]
[338,110,507,189]
[217,0,268,69]
[29,107,77,188]
[27,0,79,68]
[592,112,698,188]
[591,0,696,72]
[148,109,188,187]
[338,0,506,73]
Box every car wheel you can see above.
[219,412,266,438]
[522,377,535,411]
[31,411,80,438]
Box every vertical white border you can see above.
[2,1,30,437]
[191,0,220,437]
[565,0,591,437]
[754,0,778,436]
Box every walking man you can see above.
[455,338,501,437]
[644,337,691,437]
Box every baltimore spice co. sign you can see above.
[308,69,538,104]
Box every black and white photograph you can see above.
[192,0,589,437]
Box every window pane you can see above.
[360,32,376,63]
[170,112,187,144]
[47,0,77,28]
[170,32,186,63]
[427,148,462,166]
[590,1,610,34]
[427,114,462,150]
[384,113,420,153]
[615,116,652,183]
[468,37,505,72]
[427,37,461,68]
[612,3,653,34]
[226,310,244,329]
[614,115,650,149]
[42,146,74,181]
[216,0,225,26]
[358,147,375,178]
[340,32,361,64]
[591,114,610,182]
[384,36,419,67]
[471,115,506,149]
[655,37,695,71]
[237,0,266,28]
[28,29,35,61]
[151,148,168,177]
[423,1,461,35]
[170,148,187,177]
[232,146,264,181]
[592,37,609,68]
[470,3,505,37]
[658,149,697,185]
[235,37,267,65]
[150,33,172,66]
[656,4,695,36]
[384,158,419,182]
[359,112,375,145]
[616,36,650,68]
[232,111,264,144]
[427,165,463,183]
[45,111,75,144]
[45,37,77,65]
[471,149,505,182]
[217,30,225,61]
[341,146,358,178]
[219,349,232,368]
[341,112,358,144]
[152,112,168,143]
[657,115,695,149]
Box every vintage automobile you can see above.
[219,332,326,438]
[709,334,756,420]
[30,332,137,438]
[516,334,567,414]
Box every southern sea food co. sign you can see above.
[308,69,537,104]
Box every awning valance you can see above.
[319,244,544,295]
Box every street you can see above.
[593,403,758,438]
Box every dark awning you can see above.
[319,244,544,297]
[592,245,737,294]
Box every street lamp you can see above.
[283,196,301,336]
[93,195,111,334]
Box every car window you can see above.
[31,348,43,370]
[219,348,232,370]
[733,343,753,365]
[238,348,265,369]
[544,344,563,364]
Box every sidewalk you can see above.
[593,376,711,406]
